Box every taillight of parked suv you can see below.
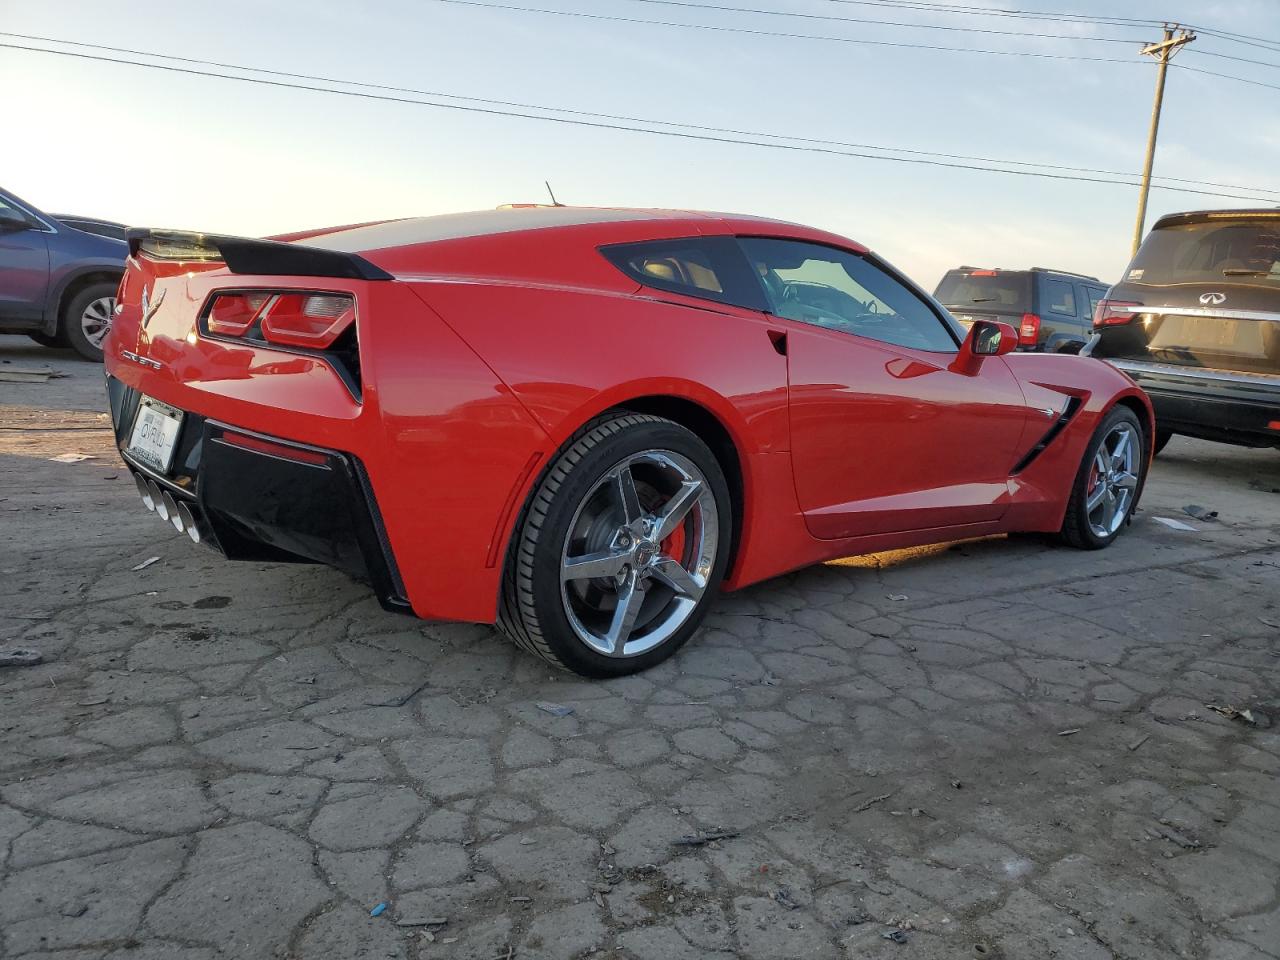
[1092,300,1143,327]
[1018,313,1041,346]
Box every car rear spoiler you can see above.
[126,228,394,281]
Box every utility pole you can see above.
[1132,24,1196,256]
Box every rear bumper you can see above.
[1110,359,1280,447]
[107,375,411,612]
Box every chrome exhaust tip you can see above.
[161,491,183,533]
[135,473,155,511]
[149,481,169,521]
[176,501,202,544]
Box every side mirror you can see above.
[950,319,1018,375]
[0,208,32,234]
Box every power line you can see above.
[428,0,1141,62]
[6,31,1277,199]
[621,0,1142,44]
[824,0,1280,54]
[625,0,1280,71]
[1174,61,1280,93]
[3,39,1277,205]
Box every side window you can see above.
[738,237,957,353]
[1043,278,1076,316]
[599,237,766,311]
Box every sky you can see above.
[2,0,1278,288]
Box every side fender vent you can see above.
[1011,396,1083,475]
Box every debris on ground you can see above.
[48,453,97,463]
[1128,734,1151,752]
[370,902,388,917]
[950,778,963,789]
[1260,617,1279,630]
[131,557,160,571]
[1151,516,1197,531]
[1057,728,1082,737]
[1151,822,1201,849]
[853,792,895,813]
[0,366,65,383]
[395,916,447,927]
[773,887,800,910]
[882,929,911,944]
[671,829,739,846]
[887,594,909,601]
[535,701,575,717]
[1182,504,1219,522]
[0,648,44,668]
[1206,703,1264,726]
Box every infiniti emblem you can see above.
[1200,292,1227,306]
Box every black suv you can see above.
[1092,209,1279,453]
[934,266,1109,354]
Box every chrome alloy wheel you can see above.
[80,296,117,348]
[1086,422,1140,538]
[560,450,719,658]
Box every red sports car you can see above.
[104,207,1152,677]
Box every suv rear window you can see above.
[933,271,1031,312]
[1129,219,1280,287]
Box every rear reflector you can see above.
[218,430,330,466]
[1018,313,1041,347]
[1093,299,1142,327]
[1269,420,1280,431]
[971,269,998,277]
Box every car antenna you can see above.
[545,181,565,207]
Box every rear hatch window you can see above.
[1100,217,1280,375]
[1125,219,1280,287]
[933,270,1031,323]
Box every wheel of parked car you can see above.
[27,331,67,348]
[498,413,732,677]
[1060,406,1147,549]
[63,282,118,362]
[1153,430,1172,456]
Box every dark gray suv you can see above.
[0,186,127,361]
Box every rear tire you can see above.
[1060,406,1146,550]
[63,282,118,362]
[1153,429,1173,456]
[28,331,67,348]
[498,413,732,678]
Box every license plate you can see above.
[126,396,184,473]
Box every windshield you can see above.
[933,271,1031,312]
[1129,219,1280,286]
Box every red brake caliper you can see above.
[660,521,687,565]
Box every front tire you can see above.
[498,414,732,678]
[1060,406,1146,550]
[63,282,118,362]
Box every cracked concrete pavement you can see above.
[2,339,1279,960]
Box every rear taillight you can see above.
[1093,299,1142,327]
[1018,313,1041,347]
[202,291,355,348]
[260,294,355,348]
[207,293,270,337]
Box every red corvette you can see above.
[104,207,1152,676]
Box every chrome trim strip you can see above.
[3,196,58,234]
[1110,358,1280,386]
[1116,305,1280,323]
